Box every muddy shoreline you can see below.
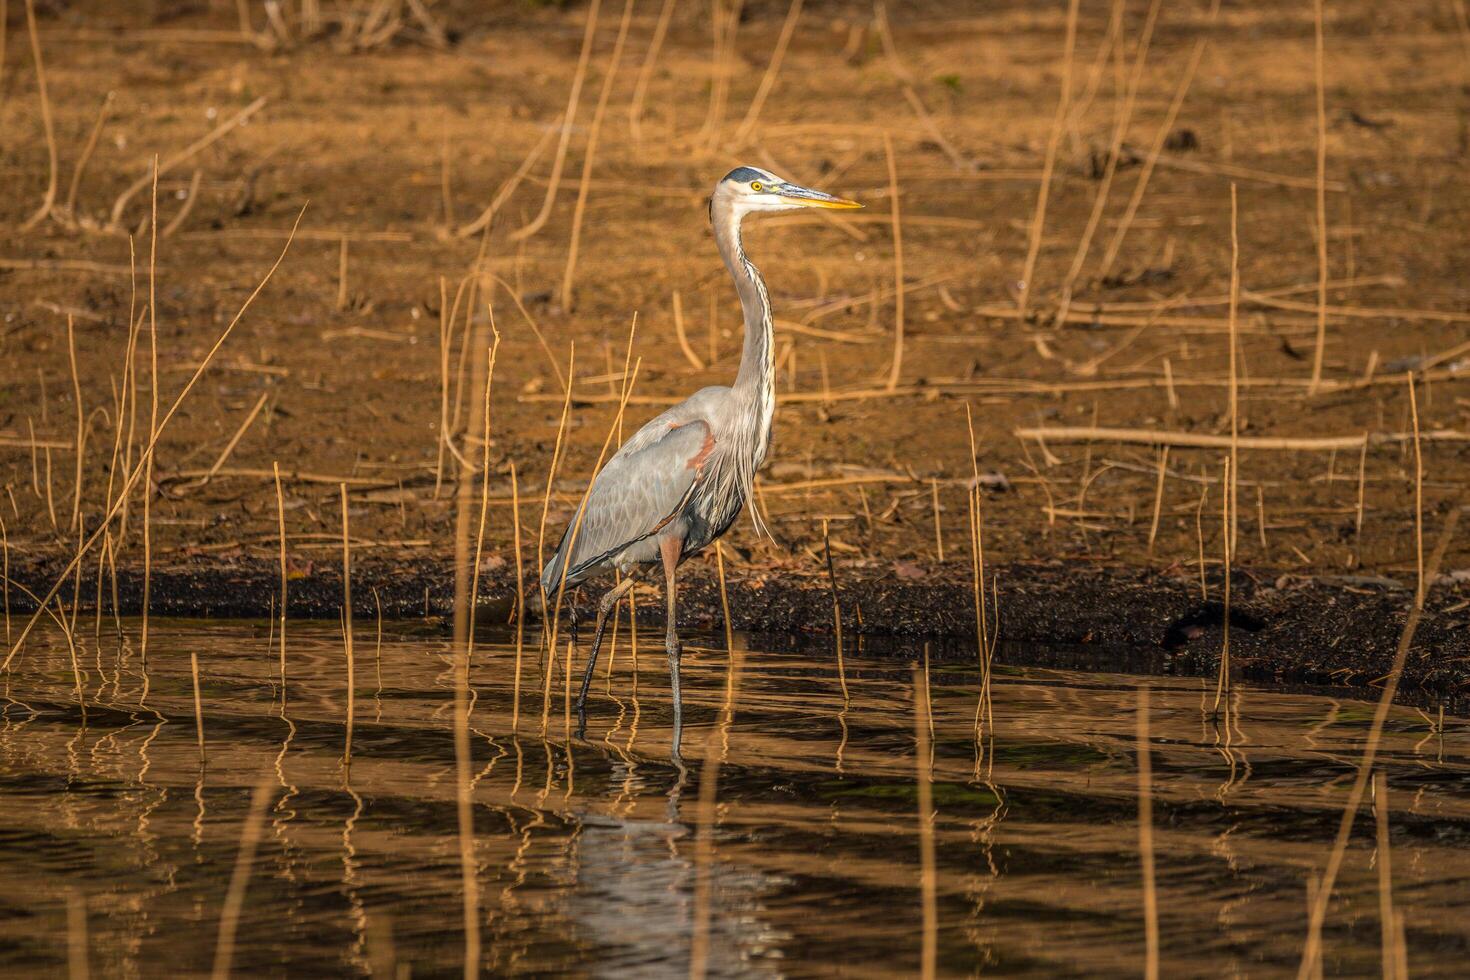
[7,554,1468,696]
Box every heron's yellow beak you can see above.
[778,183,863,209]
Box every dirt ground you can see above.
[2,0,1469,676]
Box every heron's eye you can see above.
[750,181,763,192]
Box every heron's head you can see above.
[711,166,861,221]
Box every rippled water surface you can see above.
[2,618,1469,976]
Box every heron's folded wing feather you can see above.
[551,420,712,582]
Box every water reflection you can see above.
[0,619,1467,975]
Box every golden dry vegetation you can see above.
[2,0,1469,595]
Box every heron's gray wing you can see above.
[542,419,713,590]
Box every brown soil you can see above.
[2,2,1468,683]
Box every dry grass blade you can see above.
[141,162,160,663]
[66,316,85,532]
[882,131,905,391]
[1015,0,1081,319]
[560,0,635,312]
[274,461,287,706]
[873,2,970,172]
[1309,0,1330,391]
[108,97,267,229]
[1055,0,1162,317]
[1097,39,1206,280]
[340,483,355,772]
[730,0,803,148]
[510,0,600,242]
[456,116,560,239]
[627,0,678,142]
[19,0,58,232]
[2,206,307,671]
[64,90,114,220]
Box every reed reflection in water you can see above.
[0,619,1467,976]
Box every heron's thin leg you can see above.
[660,537,684,760]
[576,575,638,715]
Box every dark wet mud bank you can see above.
[8,554,1469,694]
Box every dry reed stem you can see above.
[335,237,349,311]
[141,162,159,663]
[560,0,635,312]
[1373,772,1397,980]
[160,168,203,238]
[1295,491,1464,979]
[1097,39,1206,280]
[1408,378,1423,604]
[628,0,678,142]
[1309,0,1330,391]
[963,404,990,667]
[931,478,944,561]
[67,888,87,980]
[535,344,576,619]
[1137,687,1158,980]
[434,276,453,496]
[913,664,937,979]
[1194,482,1208,600]
[65,90,114,219]
[1212,456,1231,714]
[821,520,849,702]
[1055,0,1162,315]
[698,0,743,151]
[1015,0,1081,319]
[1,515,8,648]
[715,541,734,655]
[192,391,269,488]
[191,652,205,764]
[108,97,267,229]
[19,0,57,231]
[672,292,705,370]
[2,207,306,671]
[1147,446,1169,554]
[274,462,286,704]
[882,132,905,390]
[510,461,525,730]
[1012,426,1459,452]
[511,0,600,242]
[456,115,559,239]
[66,316,84,532]
[211,780,275,980]
[1225,184,1241,557]
[873,3,970,172]
[730,0,803,147]
[340,484,355,772]
[468,330,502,664]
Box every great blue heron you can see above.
[540,166,860,733]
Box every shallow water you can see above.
[2,617,1468,977]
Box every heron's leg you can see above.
[660,537,684,758]
[576,575,638,713]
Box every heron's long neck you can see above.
[713,208,775,412]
